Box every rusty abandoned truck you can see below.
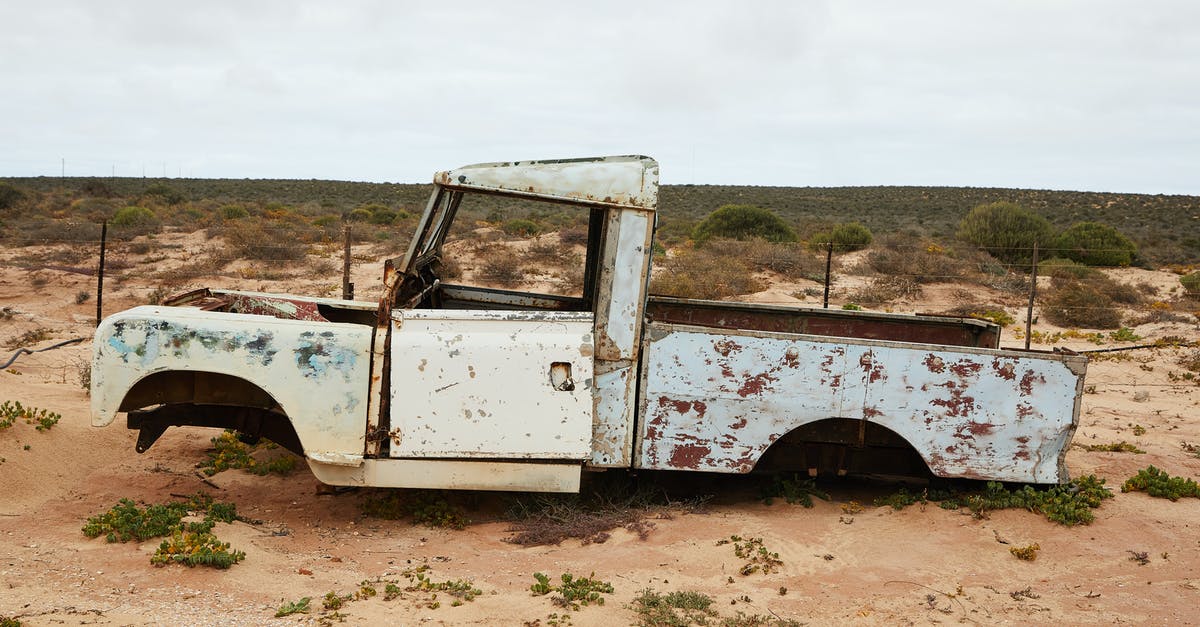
[91,156,1087,492]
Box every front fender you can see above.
[91,306,373,466]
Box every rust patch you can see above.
[862,407,883,418]
[692,401,707,418]
[930,389,976,418]
[658,395,693,415]
[949,360,983,378]
[782,348,799,367]
[859,353,885,383]
[730,416,748,429]
[713,338,742,357]
[965,421,996,436]
[1019,370,1045,396]
[1016,403,1036,419]
[992,360,1017,380]
[668,443,711,469]
[737,372,778,397]
[1014,450,1031,460]
[923,354,945,373]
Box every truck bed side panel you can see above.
[635,323,1086,483]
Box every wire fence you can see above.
[1,220,1197,396]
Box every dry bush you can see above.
[1042,278,1122,329]
[848,276,923,307]
[222,220,308,261]
[526,239,577,265]
[864,235,973,284]
[476,249,527,287]
[557,226,589,247]
[650,246,764,300]
[703,238,822,280]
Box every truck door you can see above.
[387,309,595,460]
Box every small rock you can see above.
[1134,391,1150,402]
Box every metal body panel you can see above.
[434,155,659,210]
[588,209,655,467]
[92,306,373,466]
[636,323,1086,484]
[389,309,595,459]
[308,459,581,493]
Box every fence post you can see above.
[1025,242,1039,350]
[96,221,107,327]
[823,242,833,309]
[342,222,353,300]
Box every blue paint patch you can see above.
[295,331,357,382]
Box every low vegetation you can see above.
[530,572,614,610]
[874,475,1113,526]
[199,430,297,476]
[0,400,61,432]
[82,493,246,569]
[715,535,784,576]
[760,474,829,507]
[359,489,470,529]
[1121,466,1200,500]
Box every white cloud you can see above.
[1,0,1197,193]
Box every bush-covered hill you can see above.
[3,176,1197,265]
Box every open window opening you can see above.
[394,189,607,313]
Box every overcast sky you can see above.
[2,1,1198,194]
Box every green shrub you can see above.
[1038,257,1096,279]
[1182,271,1200,296]
[692,204,797,243]
[1054,221,1137,267]
[0,182,26,210]
[501,218,542,237]
[143,183,185,205]
[1042,280,1122,329]
[956,201,1053,264]
[809,221,873,252]
[110,206,159,228]
[369,208,398,224]
[347,207,373,222]
[219,205,249,220]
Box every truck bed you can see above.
[634,321,1086,484]
[646,296,1001,348]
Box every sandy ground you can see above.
[2,231,1199,625]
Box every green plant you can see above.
[841,303,862,311]
[323,591,352,610]
[628,588,718,626]
[0,181,25,210]
[151,529,245,568]
[111,205,159,227]
[199,430,297,476]
[219,205,250,220]
[143,183,185,205]
[716,536,783,576]
[359,489,469,529]
[502,218,543,237]
[1121,466,1200,500]
[1132,424,1147,436]
[1109,327,1142,342]
[404,566,481,605]
[875,476,1112,526]
[2,328,53,350]
[1054,221,1137,267]
[808,221,873,252]
[0,401,61,431]
[1181,271,1200,296]
[531,572,614,610]
[1010,543,1040,561]
[275,597,311,617]
[1081,441,1145,454]
[692,204,797,244]
[760,474,829,507]
[1037,257,1097,280]
[956,201,1053,264]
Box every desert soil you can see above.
[1,232,1199,626]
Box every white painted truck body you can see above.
[91,156,1086,492]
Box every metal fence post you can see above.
[342,222,353,300]
[823,242,833,309]
[96,221,107,327]
[1025,243,1039,350]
